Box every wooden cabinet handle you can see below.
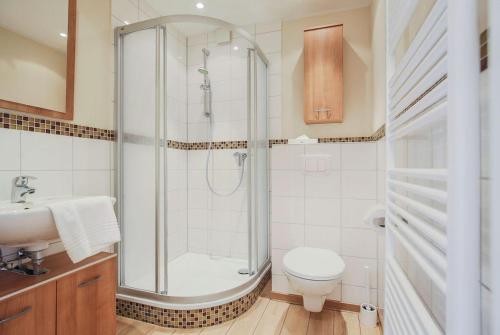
[0,306,32,325]
[78,275,102,288]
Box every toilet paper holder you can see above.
[363,205,385,229]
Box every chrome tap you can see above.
[11,176,37,203]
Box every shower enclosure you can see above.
[115,15,270,306]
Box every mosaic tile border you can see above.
[116,270,271,329]
[0,112,115,141]
[480,29,488,72]
[0,109,385,148]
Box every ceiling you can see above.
[0,0,68,53]
[145,0,372,30]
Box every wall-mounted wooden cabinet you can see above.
[304,24,343,124]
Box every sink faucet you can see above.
[11,176,37,203]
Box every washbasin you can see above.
[0,196,116,251]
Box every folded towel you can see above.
[47,196,121,263]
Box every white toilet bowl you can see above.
[283,247,345,312]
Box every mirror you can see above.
[0,0,76,120]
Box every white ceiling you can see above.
[0,0,68,53]
[145,0,372,29]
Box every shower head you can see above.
[198,67,209,75]
[202,48,210,56]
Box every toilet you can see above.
[283,247,345,312]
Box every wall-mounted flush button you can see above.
[302,154,331,173]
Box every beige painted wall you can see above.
[371,0,386,132]
[282,7,373,138]
[72,0,114,129]
[0,27,67,113]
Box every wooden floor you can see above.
[117,283,383,335]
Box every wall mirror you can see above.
[0,0,76,120]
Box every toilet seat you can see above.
[283,247,345,281]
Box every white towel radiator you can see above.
[385,0,481,334]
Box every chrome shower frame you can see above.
[114,14,270,307]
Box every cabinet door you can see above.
[0,282,56,335]
[57,258,116,335]
[304,24,343,124]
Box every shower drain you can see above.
[238,268,250,275]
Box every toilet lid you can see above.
[283,247,345,281]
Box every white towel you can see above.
[47,196,121,263]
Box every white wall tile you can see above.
[377,139,386,171]
[73,138,110,170]
[342,256,378,288]
[272,171,304,197]
[305,198,341,227]
[341,171,377,199]
[21,132,72,170]
[0,171,19,200]
[341,143,377,170]
[304,226,340,252]
[342,284,378,305]
[271,145,303,170]
[271,196,304,224]
[73,170,111,196]
[272,223,304,250]
[0,128,20,170]
[342,228,378,259]
[188,228,207,253]
[305,172,341,198]
[341,199,377,228]
[27,171,73,198]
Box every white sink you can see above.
[0,196,116,251]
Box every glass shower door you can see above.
[118,27,167,294]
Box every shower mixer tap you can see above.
[234,152,248,167]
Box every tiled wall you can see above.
[184,23,282,259]
[270,140,386,307]
[0,128,114,256]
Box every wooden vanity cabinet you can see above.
[0,253,116,335]
[57,258,117,335]
[304,24,343,124]
[0,282,56,335]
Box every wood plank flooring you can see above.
[117,297,383,335]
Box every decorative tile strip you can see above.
[116,270,271,329]
[0,111,115,141]
[318,136,375,143]
[371,124,386,141]
[480,29,488,72]
[269,139,289,147]
[167,140,190,150]
[184,140,248,150]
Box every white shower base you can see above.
[125,252,251,297]
[167,252,249,297]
